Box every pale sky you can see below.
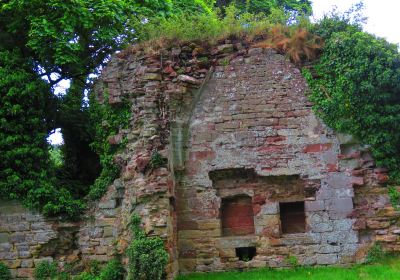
[46,0,400,145]
[312,0,400,45]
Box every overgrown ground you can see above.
[176,257,400,280]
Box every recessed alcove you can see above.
[280,201,306,234]
[221,195,255,236]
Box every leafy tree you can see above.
[0,49,83,217]
[0,0,220,217]
[216,0,312,17]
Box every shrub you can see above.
[72,272,97,280]
[388,187,400,209]
[286,255,299,268]
[366,243,385,263]
[139,4,280,45]
[72,259,123,280]
[34,261,58,280]
[127,215,169,280]
[0,262,11,280]
[98,259,124,280]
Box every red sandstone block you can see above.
[266,136,286,143]
[353,219,366,230]
[376,173,389,183]
[253,194,266,204]
[338,151,361,159]
[258,145,283,153]
[351,176,364,186]
[304,143,332,153]
[327,164,338,172]
[352,169,366,176]
[253,204,261,215]
[189,150,216,160]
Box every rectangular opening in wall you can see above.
[221,195,255,236]
[235,247,256,261]
[280,201,306,234]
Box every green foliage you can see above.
[127,214,169,280]
[149,151,167,170]
[72,272,96,280]
[366,243,386,264]
[0,0,181,217]
[73,259,124,280]
[388,187,400,209]
[141,4,283,43]
[0,49,84,219]
[88,92,131,200]
[49,145,64,169]
[303,15,400,184]
[98,259,124,280]
[0,262,11,280]
[216,0,312,18]
[286,255,299,268]
[32,259,123,280]
[34,261,58,280]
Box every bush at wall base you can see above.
[127,214,169,280]
[0,262,11,280]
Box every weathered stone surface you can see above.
[316,254,338,264]
[0,233,10,243]
[1,40,399,279]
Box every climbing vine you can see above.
[88,91,131,200]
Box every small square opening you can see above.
[280,201,306,234]
[235,247,256,261]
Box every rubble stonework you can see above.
[1,40,400,279]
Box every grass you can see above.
[176,257,400,280]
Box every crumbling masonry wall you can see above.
[1,40,400,279]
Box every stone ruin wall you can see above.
[1,40,400,279]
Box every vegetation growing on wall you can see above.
[303,10,400,184]
[0,262,11,280]
[127,214,169,280]
[33,259,124,280]
[139,5,286,44]
[88,92,131,200]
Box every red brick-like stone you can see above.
[304,143,332,153]
[258,145,283,153]
[351,176,364,186]
[327,164,338,172]
[266,136,286,143]
[189,150,216,161]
